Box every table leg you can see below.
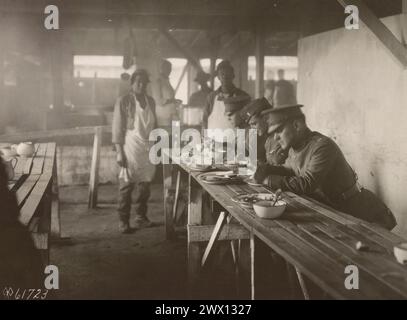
[295,267,310,300]
[250,232,255,300]
[163,161,175,240]
[187,175,204,295]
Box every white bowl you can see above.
[394,243,407,265]
[16,142,35,157]
[253,200,287,219]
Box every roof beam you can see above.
[337,0,407,68]
[159,29,203,71]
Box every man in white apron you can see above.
[112,70,157,233]
[203,60,250,143]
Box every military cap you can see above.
[242,98,272,123]
[223,95,251,114]
[260,103,304,134]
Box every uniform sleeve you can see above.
[271,139,338,194]
[112,97,126,144]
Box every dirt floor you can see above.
[51,183,243,300]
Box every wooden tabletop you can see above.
[186,169,407,299]
[8,142,57,236]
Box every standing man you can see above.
[112,69,157,233]
[188,71,212,108]
[253,104,397,230]
[273,69,296,107]
[203,60,250,141]
[152,59,179,127]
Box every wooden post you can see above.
[337,0,407,68]
[209,55,216,90]
[88,126,102,209]
[209,34,220,90]
[255,26,265,98]
[50,33,64,112]
[187,175,204,296]
[0,14,5,133]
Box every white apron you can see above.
[207,94,234,143]
[123,95,156,183]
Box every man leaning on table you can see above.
[242,97,288,165]
[253,103,397,230]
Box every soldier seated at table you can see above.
[224,95,251,129]
[253,104,397,230]
[241,97,288,165]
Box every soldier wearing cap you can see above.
[203,60,250,138]
[253,104,397,230]
[224,95,251,129]
[242,98,288,164]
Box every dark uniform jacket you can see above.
[112,93,156,145]
[268,131,396,229]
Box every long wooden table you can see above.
[162,150,407,300]
[7,142,60,264]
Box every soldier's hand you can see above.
[269,144,287,165]
[253,163,271,183]
[116,151,127,168]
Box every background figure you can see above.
[203,60,250,139]
[0,159,44,292]
[188,71,212,108]
[273,69,296,106]
[264,79,275,106]
[152,59,179,127]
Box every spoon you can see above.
[272,189,282,206]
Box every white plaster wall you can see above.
[298,15,407,237]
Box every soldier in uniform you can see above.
[253,104,397,230]
[242,98,288,165]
